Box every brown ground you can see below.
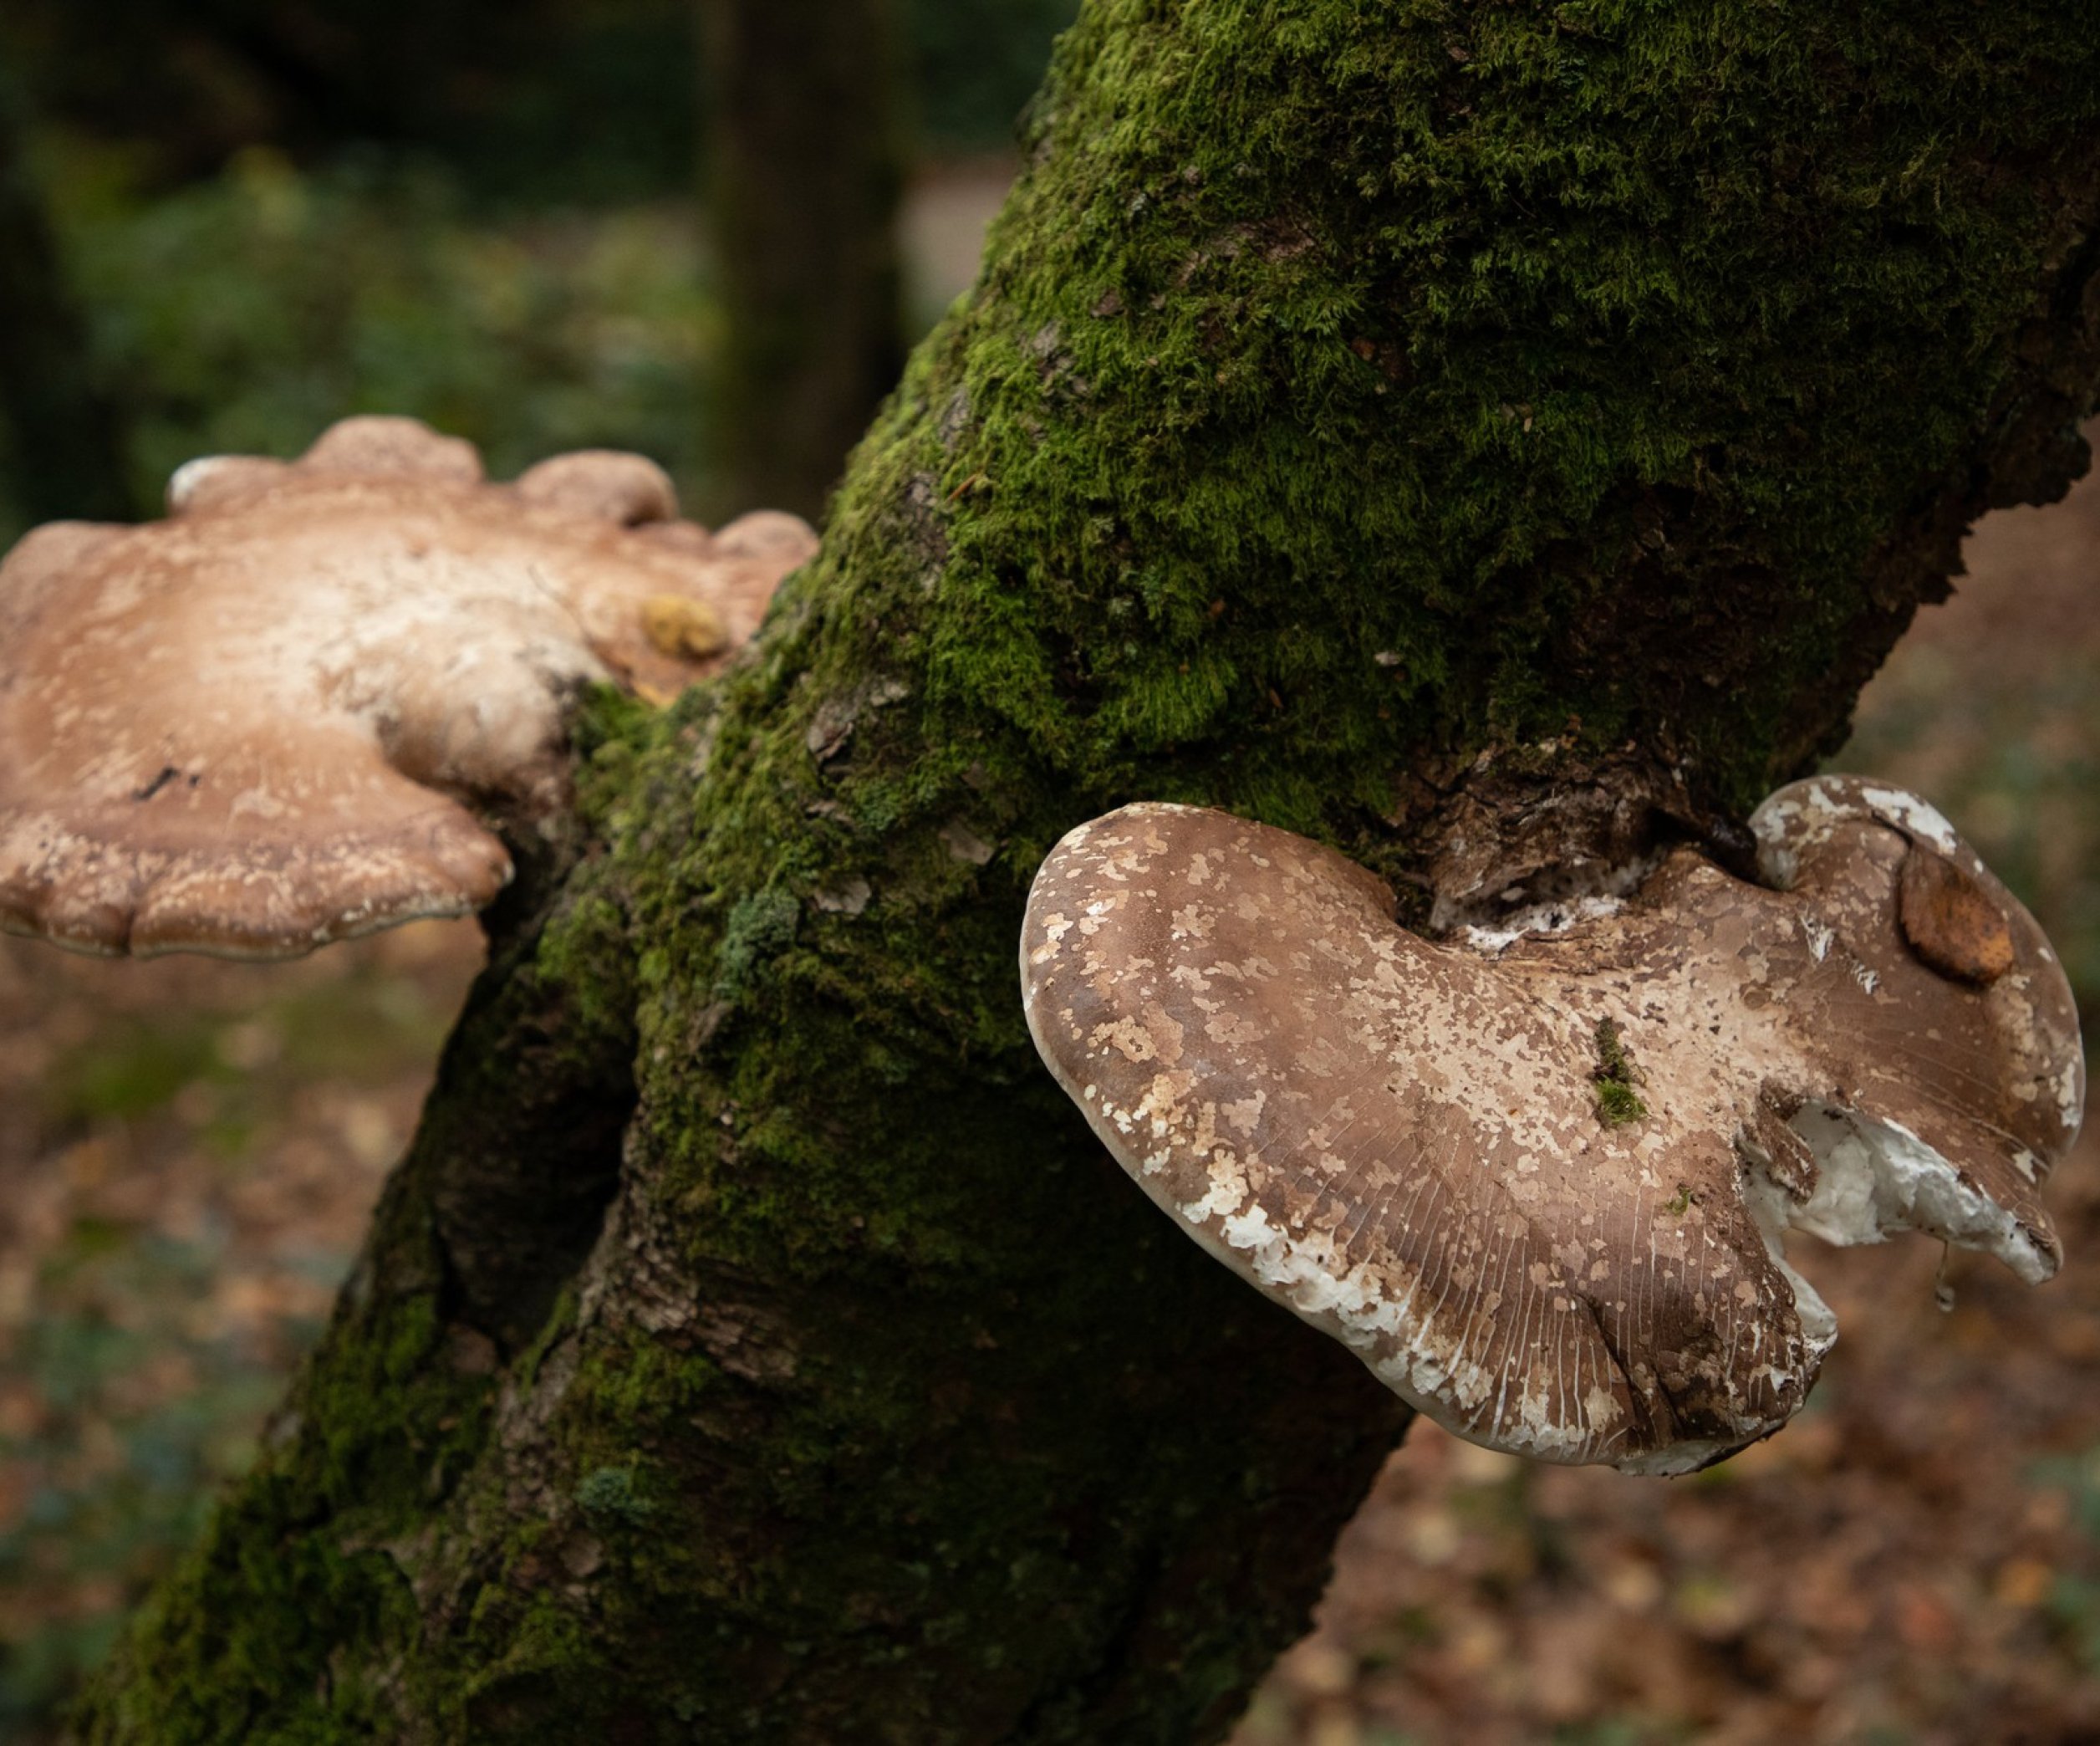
[0,442,2095,1738]
[0,918,484,1728]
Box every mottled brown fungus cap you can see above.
[0,416,817,959]
[1020,787,2081,1474]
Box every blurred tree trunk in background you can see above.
[699,0,905,522]
[0,69,131,523]
[74,3,2100,1741]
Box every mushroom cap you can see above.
[1020,792,2080,1473]
[0,416,817,958]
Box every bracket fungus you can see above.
[0,416,815,959]
[1020,776,2082,1474]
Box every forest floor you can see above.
[1,431,2096,1739]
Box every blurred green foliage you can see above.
[2033,1446,2100,1673]
[910,0,1080,151]
[0,148,720,549]
[0,0,1078,542]
[43,959,461,1138]
[5,0,1078,201]
[44,1023,225,1131]
[1551,1725,1679,1746]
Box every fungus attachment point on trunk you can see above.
[1020,779,2081,1474]
[0,416,817,959]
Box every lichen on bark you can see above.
[74,2,2100,1741]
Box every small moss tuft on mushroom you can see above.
[1593,1017,1649,1127]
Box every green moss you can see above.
[574,1466,655,1524]
[712,888,803,999]
[512,1286,579,1394]
[568,683,660,831]
[1595,1079,1648,1126]
[531,890,635,1059]
[1593,1017,1649,1127]
[1593,1016,1635,1084]
[906,0,2100,829]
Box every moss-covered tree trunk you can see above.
[76,3,2100,1741]
[699,0,907,522]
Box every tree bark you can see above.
[76,3,2100,1741]
[699,0,908,522]
[0,68,132,524]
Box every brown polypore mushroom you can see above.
[0,416,816,958]
[1020,777,2081,1474]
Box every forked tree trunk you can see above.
[0,69,132,524]
[699,0,907,522]
[77,3,2100,1740]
